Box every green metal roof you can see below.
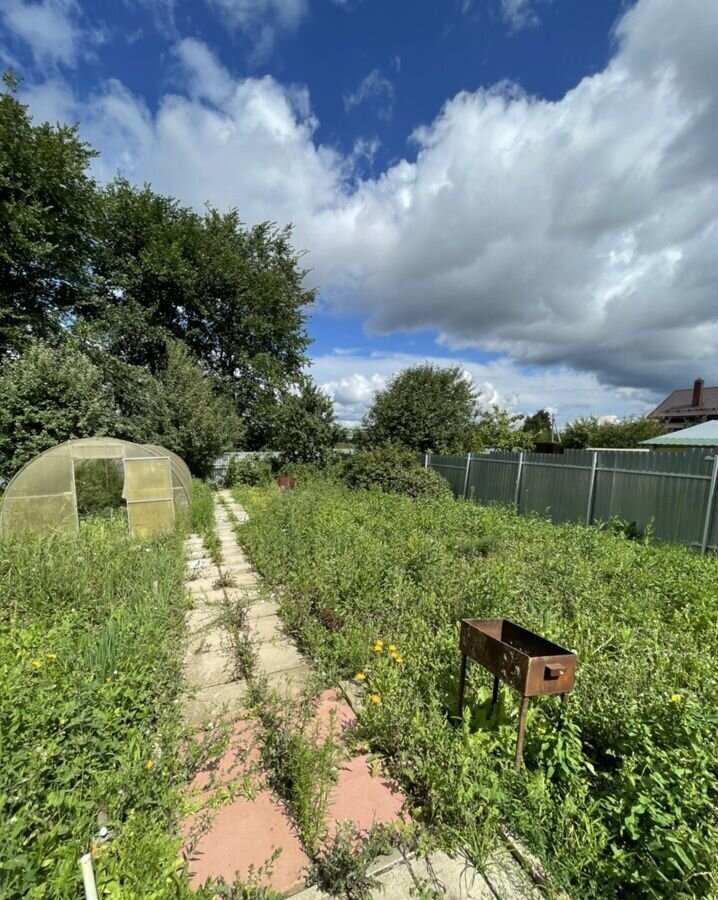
[641,420,718,446]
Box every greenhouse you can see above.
[0,438,191,537]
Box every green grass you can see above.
[233,480,718,899]
[191,478,222,564]
[0,518,200,899]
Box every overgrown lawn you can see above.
[234,480,718,899]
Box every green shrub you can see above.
[342,446,451,499]
[74,459,125,518]
[235,480,718,898]
[225,456,274,488]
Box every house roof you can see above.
[650,385,718,418]
[641,420,718,446]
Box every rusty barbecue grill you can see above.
[457,618,577,769]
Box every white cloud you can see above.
[1,0,89,68]
[15,0,718,408]
[209,0,307,62]
[344,68,395,120]
[311,351,658,425]
[498,0,540,33]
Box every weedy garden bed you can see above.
[233,479,718,899]
[0,482,219,899]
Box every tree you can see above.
[560,415,665,449]
[273,377,341,466]
[153,342,243,478]
[0,341,115,480]
[0,74,98,357]
[362,364,479,453]
[88,179,314,447]
[523,408,554,440]
[468,406,536,452]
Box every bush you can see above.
[341,446,451,499]
[225,455,274,487]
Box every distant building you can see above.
[649,378,718,432]
[640,420,718,449]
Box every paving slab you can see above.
[325,755,405,838]
[184,642,235,689]
[187,719,262,795]
[249,614,284,643]
[186,607,222,633]
[265,664,314,698]
[246,598,280,620]
[185,575,222,594]
[183,680,248,726]
[185,789,310,895]
[255,639,306,675]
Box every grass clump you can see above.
[191,477,222,564]
[234,480,718,899]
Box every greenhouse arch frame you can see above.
[0,437,192,537]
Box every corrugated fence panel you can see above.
[426,446,718,553]
[427,454,467,496]
[467,452,520,506]
[520,450,593,523]
[593,449,715,549]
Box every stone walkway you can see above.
[180,489,542,899]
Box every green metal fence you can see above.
[425,448,718,553]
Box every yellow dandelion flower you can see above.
[46,652,57,660]
[394,655,404,665]
[145,759,154,770]
[370,693,382,705]
[388,645,397,653]
[354,672,367,681]
[59,718,67,726]
[31,659,42,670]
[670,694,681,704]
[373,641,384,652]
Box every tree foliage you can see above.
[560,415,665,449]
[0,341,115,480]
[523,408,554,440]
[273,377,341,467]
[362,364,480,453]
[0,74,98,356]
[469,406,536,452]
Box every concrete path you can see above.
[181,490,542,899]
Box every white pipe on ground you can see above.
[79,853,99,900]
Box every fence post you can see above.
[513,452,524,512]
[586,451,598,526]
[462,453,472,499]
[700,453,718,554]
[423,453,429,469]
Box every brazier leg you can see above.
[514,695,530,770]
[457,653,467,717]
[490,673,500,711]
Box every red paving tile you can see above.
[188,719,262,795]
[185,789,310,894]
[326,753,406,836]
[312,688,357,743]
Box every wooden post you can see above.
[701,453,718,553]
[513,452,525,512]
[462,453,472,499]
[586,451,598,526]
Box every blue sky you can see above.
[1,0,716,425]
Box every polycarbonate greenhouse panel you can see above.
[124,457,175,535]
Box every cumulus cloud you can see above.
[344,68,395,120]
[311,351,658,426]
[12,0,718,407]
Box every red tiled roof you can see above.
[651,386,718,418]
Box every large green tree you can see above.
[0,75,98,356]
[560,415,665,449]
[88,179,314,446]
[362,364,480,453]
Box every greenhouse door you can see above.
[123,457,175,535]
